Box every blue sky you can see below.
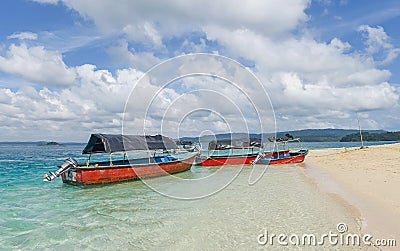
[0,0,399,141]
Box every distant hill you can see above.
[340,131,400,142]
[180,129,386,143]
[275,129,384,142]
[180,133,260,142]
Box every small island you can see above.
[37,141,64,146]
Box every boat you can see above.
[200,138,262,166]
[252,136,308,165]
[199,135,308,167]
[43,134,198,185]
[261,149,308,165]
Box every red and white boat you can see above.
[253,136,308,165]
[259,149,307,165]
[44,134,198,185]
[200,136,308,166]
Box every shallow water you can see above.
[0,142,389,250]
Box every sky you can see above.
[0,0,399,142]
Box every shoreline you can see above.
[303,143,400,249]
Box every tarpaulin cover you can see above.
[82,134,179,154]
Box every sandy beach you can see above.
[305,143,400,248]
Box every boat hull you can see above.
[200,150,291,166]
[268,153,306,165]
[61,154,197,185]
[200,150,307,166]
[201,154,258,166]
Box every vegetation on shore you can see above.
[340,131,400,142]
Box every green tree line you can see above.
[340,131,400,142]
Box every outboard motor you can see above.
[251,151,266,165]
[43,157,78,181]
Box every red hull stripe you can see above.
[201,152,306,166]
[201,155,257,166]
[269,154,305,165]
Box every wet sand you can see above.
[305,143,400,248]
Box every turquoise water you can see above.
[0,142,395,250]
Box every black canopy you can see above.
[208,138,261,150]
[82,134,179,154]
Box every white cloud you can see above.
[0,59,268,140]
[2,0,399,140]
[7,32,38,40]
[122,22,164,49]
[205,26,388,87]
[31,0,59,4]
[60,0,310,37]
[107,40,162,71]
[329,37,350,52]
[279,72,397,112]
[0,66,143,141]
[0,88,12,104]
[0,44,76,86]
[202,26,399,130]
[358,25,391,54]
[358,25,400,65]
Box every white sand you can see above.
[305,143,400,249]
